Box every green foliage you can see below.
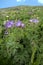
[0,6,43,65]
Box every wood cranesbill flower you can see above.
[5,20,14,28]
[15,20,25,28]
[15,20,22,27]
[21,23,25,28]
[29,19,39,23]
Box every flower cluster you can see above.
[4,20,25,28]
[15,20,25,27]
[29,18,39,23]
[5,20,14,28]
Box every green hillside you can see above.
[0,6,43,65]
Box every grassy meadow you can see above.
[0,6,43,65]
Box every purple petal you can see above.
[21,23,25,27]
[32,19,39,23]
[29,19,39,23]
[5,20,14,28]
[15,20,22,27]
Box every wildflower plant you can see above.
[0,6,43,65]
[15,20,25,28]
[5,20,14,28]
[29,18,39,23]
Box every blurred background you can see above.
[0,0,43,8]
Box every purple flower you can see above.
[29,19,39,23]
[15,20,25,28]
[21,23,25,28]
[15,20,22,27]
[5,20,14,28]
